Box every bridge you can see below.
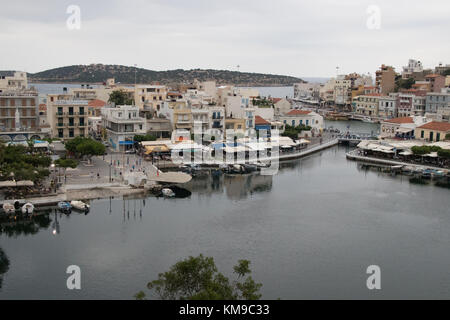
[338,132,377,145]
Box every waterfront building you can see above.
[101,105,146,152]
[352,94,381,117]
[144,118,172,139]
[375,65,396,95]
[191,105,210,132]
[378,96,397,119]
[319,78,336,106]
[380,116,429,139]
[279,110,323,134]
[224,118,246,133]
[396,93,414,117]
[0,89,41,142]
[425,91,450,122]
[334,76,352,107]
[425,74,446,93]
[254,116,272,135]
[294,83,321,101]
[47,94,89,139]
[415,121,450,142]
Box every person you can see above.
[97,172,100,180]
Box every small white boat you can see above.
[2,203,15,214]
[362,116,375,123]
[70,200,90,212]
[21,203,34,215]
[162,188,175,197]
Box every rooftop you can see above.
[417,121,450,132]
[255,115,271,125]
[286,110,312,116]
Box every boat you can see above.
[58,201,72,213]
[161,188,176,197]
[362,116,376,123]
[2,203,15,214]
[21,203,34,215]
[70,200,90,212]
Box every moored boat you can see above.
[2,203,15,214]
[58,201,72,213]
[162,188,176,198]
[70,200,90,212]
[21,203,34,215]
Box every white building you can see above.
[0,71,28,91]
[279,110,323,135]
[102,105,146,152]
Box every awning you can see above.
[396,127,414,134]
[399,151,413,156]
[145,146,170,154]
[424,152,438,158]
[246,143,270,151]
[119,141,134,146]
[0,180,34,188]
[15,180,34,187]
[296,139,311,145]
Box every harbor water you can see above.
[1,143,450,299]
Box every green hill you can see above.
[25,64,303,86]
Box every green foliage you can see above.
[443,69,450,76]
[437,149,450,159]
[137,254,262,300]
[134,135,157,142]
[0,144,52,183]
[252,98,274,108]
[55,158,79,169]
[28,64,304,86]
[282,124,312,140]
[65,137,105,159]
[411,145,442,155]
[395,78,415,91]
[108,90,133,105]
[445,133,450,141]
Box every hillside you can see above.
[25,64,304,86]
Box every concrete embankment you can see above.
[346,150,449,172]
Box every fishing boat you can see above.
[162,188,176,197]
[58,201,72,213]
[21,203,34,214]
[70,200,90,212]
[2,203,15,214]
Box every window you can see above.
[69,129,74,138]
[292,120,295,126]
[437,133,440,141]
[306,120,309,125]
[58,129,63,138]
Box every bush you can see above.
[411,145,442,155]
[438,149,450,159]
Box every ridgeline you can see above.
[24,64,304,87]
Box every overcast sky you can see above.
[1,0,449,78]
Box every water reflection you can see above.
[0,212,52,237]
[185,173,273,201]
[0,248,9,289]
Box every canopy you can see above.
[424,152,438,158]
[145,145,170,154]
[399,151,413,156]
[396,127,414,134]
[0,180,34,188]
[246,142,270,151]
[296,139,311,145]
[33,141,50,148]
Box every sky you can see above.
[1,0,449,78]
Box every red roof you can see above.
[88,99,106,107]
[271,98,283,103]
[385,117,414,124]
[255,115,270,125]
[425,74,442,79]
[286,110,311,116]
[417,121,450,132]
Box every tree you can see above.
[55,158,79,169]
[136,255,262,300]
[0,144,51,183]
[134,135,157,142]
[438,149,450,159]
[108,90,133,105]
[445,133,450,141]
[65,137,105,160]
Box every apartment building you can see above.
[47,94,89,139]
[396,93,414,117]
[352,94,381,116]
[0,71,28,92]
[425,74,446,93]
[425,92,450,116]
[334,77,352,106]
[101,105,146,152]
[135,85,168,111]
[378,96,397,119]
[375,65,396,95]
[279,110,323,134]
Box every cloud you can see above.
[0,0,449,77]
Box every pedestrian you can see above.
[97,172,100,180]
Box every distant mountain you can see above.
[23,64,304,87]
